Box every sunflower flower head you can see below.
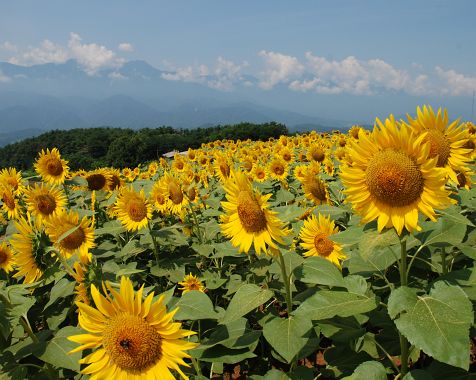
[178,273,205,294]
[68,276,198,380]
[340,115,453,235]
[114,186,153,232]
[0,242,15,274]
[220,170,289,255]
[34,148,69,185]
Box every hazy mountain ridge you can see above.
[0,59,351,145]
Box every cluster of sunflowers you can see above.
[0,105,475,379]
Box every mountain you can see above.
[0,59,350,145]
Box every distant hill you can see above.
[0,59,350,145]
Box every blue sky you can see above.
[1,1,476,120]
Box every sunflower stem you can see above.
[398,237,409,377]
[188,205,203,243]
[147,220,160,266]
[277,249,292,316]
[20,316,39,343]
[56,250,75,278]
[441,247,448,275]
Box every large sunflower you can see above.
[68,276,197,380]
[220,171,288,255]
[299,213,346,269]
[34,148,69,185]
[340,115,452,235]
[45,210,95,262]
[114,186,153,231]
[405,105,471,184]
[10,216,47,284]
[24,183,67,226]
[0,242,15,273]
[0,167,25,195]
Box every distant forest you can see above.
[0,122,288,170]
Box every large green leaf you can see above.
[198,318,261,350]
[294,256,345,287]
[295,290,378,320]
[416,217,467,248]
[262,315,313,363]
[388,283,473,370]
[341,361,387,380]
[36,326,82,371]
[221,284,273,324]
[43,278,75,310]
[174,291,218,320]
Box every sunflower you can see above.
[161,173,189,216]
[0,167,25,195]
[114,186,152,232]
[34,148,69,185]
[220,171,288,255]
[340,115,452,235]
[45,210,95,262]
[24,183,67,226]
[10,216,48,284]
[84,169,112,191]
[268,158,288,182]
[301,172,330,206]
[214,156,232,182]
[405,105,471,184]
[252,164,268,183]
[349,125,362,139]
[68,276,197,380]
[0,242,15,273]
[106,168,123,191]
[150,181,169,213]
[299,214,346,269]
[1,186,22,220]
[307,143,327,163]
[72,260,91,305]
[178,274,205,294]
[279,147,294,164]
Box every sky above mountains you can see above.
[1,1,475,122]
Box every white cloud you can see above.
[8,39,68,65]
[161,57,248,91]
[1,41,18,52]
[118,43,134,52]
[6,33,124,75]
[435,66,476,96]
[108,71,127,80]
[257,50,304,89]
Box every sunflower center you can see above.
[36,194,57,215]
[109,175,121,190]
[366,149,424,207]
[0,249,7,264]
[219,163,230,178]
[6,178,18,190]
[311,149,325,162]
[283,153,292,162]
[176,161,184,170]
[425,130,451,167]
[188,187,197,201]
[102,313,162,372]
[2,192,15,209]
[306,178,327,202]
[126,199,148,222]
[313,232,334,257]
[46,158,64,176]
[257,170,265,179]
[168,182,183,205]
[272,164,285,175]
[87,174,107,191]
[237,191,267,233]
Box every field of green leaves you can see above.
[0,105,475,379]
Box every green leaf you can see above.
[192,345,256,364]
[262,315,313,363]
[416,217,467,248]
[269,251,304,279]
[388,283,474,370]
[341,361,387,380]
[36,326,82,371]
[313,204,348,219]
[174,291,218,320]
[221,284,273,324]
[294,256,345,287]
[295,290,378,320]
[436,206,474,227]
[359,228,399,260]
[118,239,147,258]
[402,370,434,380]
[43,278,75,310]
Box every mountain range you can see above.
[0,59,352,146]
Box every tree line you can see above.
[0,122,288,170]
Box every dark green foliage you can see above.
[0,122,288,170]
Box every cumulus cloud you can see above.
[435,66,476,96]
[161,57,248,91]
[257,50,304,89]
[118,42,134,52]
[1,41,18,52]
[6,33,125,75]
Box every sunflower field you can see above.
[0,105,475,379]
